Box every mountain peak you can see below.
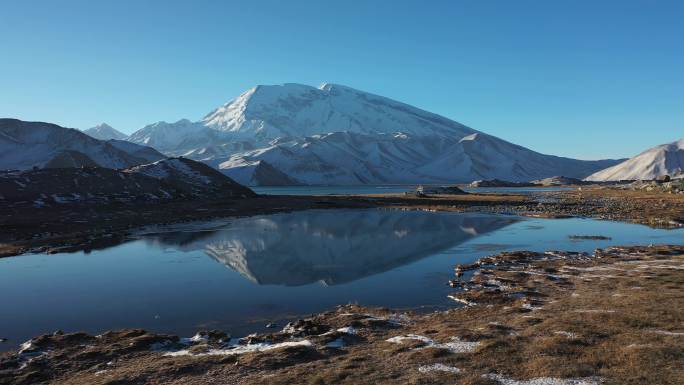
[83,122,127,140]
[317,82,357,93]
[200,82,475,141]
[94,122,114,129]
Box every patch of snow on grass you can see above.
[651,329,684,336]
[522,303,542,311]
[418,363,461,374]
[336,326,357,335]
[179,332,210,344]
[385,334,480,353]
[484,373,603,385]
[386,334,432,344]
[554,331,579,339]
[448,295,477,307]
[163,339,313,357]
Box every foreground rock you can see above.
[2,244,681,384]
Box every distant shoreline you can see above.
[2,186,682,259]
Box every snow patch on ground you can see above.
[418,363,461,374]
[385,334,480,353]
[522,304,540,311]
[554,331,579,339]
[336,326,357,335]
[484,373,603,385]
[163,339,313,357]
[651,329,684,336]
[448,295,477,307]
[131,158,213,186]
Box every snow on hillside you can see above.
[214,130,619,185]
[126,157,256,197]
[585,138,684,181]
[127,83,623,185]
[217,159,303,186]
[0,158,256,206]
[126,119,219,154]
[0,119,163,170]
[130,158,213,185]
[107,139,165,164]
[82,123,128,140]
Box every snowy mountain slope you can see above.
[202,83,475,142]
[0,158,255,205]
[216,159,304,186]
[216,131,620,185]
[127,83,476,155]
[125,157,256,197]
[127,83,623,185]
[585,138,684,181]
[0,119,164,170]
[82,123,128,140]
[106,139,166,164]
[126,119,222,155]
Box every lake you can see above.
[1,209,682,350]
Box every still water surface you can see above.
[1,209,682,350]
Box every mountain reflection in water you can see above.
[141,209,517,286]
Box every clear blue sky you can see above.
[1,0,681,159]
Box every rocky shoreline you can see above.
[2,244,682,384]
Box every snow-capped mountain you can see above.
[127,83,623,185]
[82,123,128,140]
[585,138,684,181]
[0,119,165,170]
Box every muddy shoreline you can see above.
[2,244,682,384]
[2,186,683,258]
